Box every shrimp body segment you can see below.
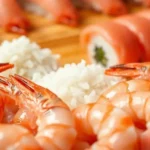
[0,124,41,150]
[102,79,150,99]
[103,91,150,150]
[73,97,138,150]
[108,92,150,127]
[10,74,77,150]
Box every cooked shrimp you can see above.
[103,62,150,149]
[0,0,30,34]
[30,0,78,26]
[10,74,77,150]
[72,97,139,150]
[0,124,41,150]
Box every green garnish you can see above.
[94,47,108,67]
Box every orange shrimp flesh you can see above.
[103,62,150,149]
[0,124,41,150]
[13,108,37,134]
[105,62,150,79]
[10,74,77,150]
[101,79,150,99]
[72,97,139,150]
[102,91,150,150]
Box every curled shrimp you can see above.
[103,62,150,149]
[9,74,77,150]
[72,96,139,150]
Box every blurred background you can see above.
[0,0,149,66]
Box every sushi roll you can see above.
[115,15,150,61]
[80,21,145,68]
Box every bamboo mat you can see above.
[0,7,146,66]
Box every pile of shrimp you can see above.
[1,0,149,34]
[1,61,150,150]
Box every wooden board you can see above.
[0,6,147,66]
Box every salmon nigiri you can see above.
[0,0,30,34]
[115,15,150,61]
[81,0,128,16]
[80,21,145,67]
[30,0,78,26]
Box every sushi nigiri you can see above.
[0,0,30,34]
[0,0,78,34]
[115,15,150,61]
[28,0,79,26]
[80,0,128,16]
[80,21,145,67]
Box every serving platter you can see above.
[0,6,146,66]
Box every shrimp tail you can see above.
[105,62,150,79]
[0,63,14,73]
[10,74,68,109]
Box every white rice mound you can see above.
[0,36,59,81]
[37,60,119,109]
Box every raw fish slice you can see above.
[115,15,150,61]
